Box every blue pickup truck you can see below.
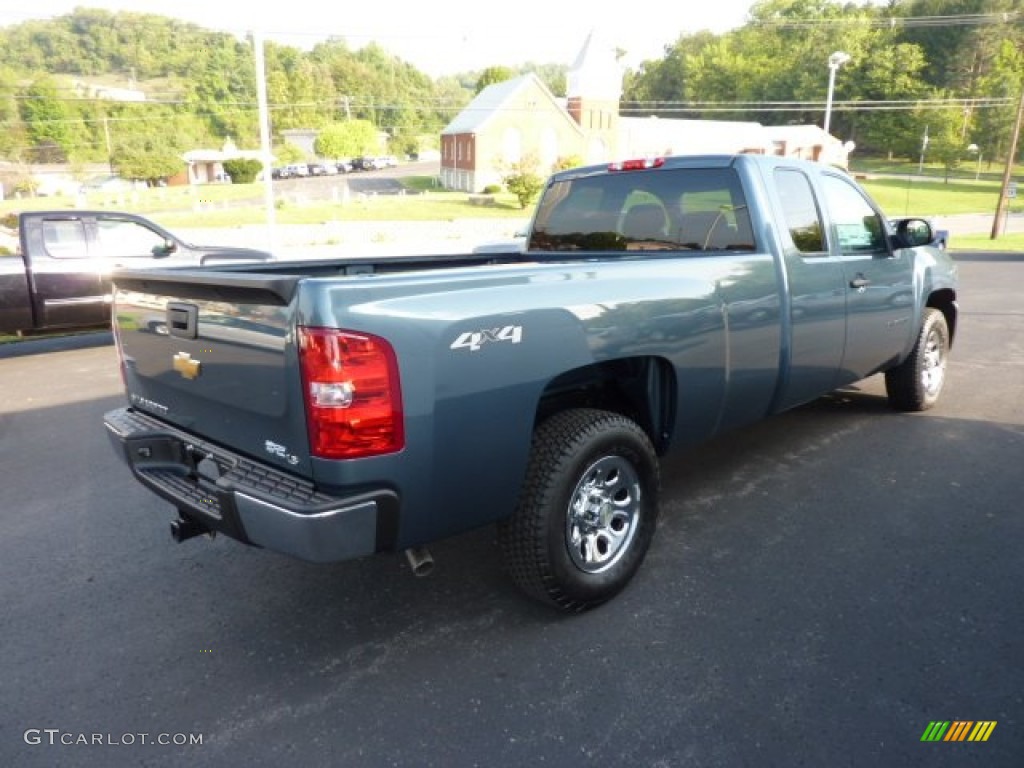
[103,154,957,611]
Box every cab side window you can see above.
[95,218,168,260]
[820,174,888,255]
[774,169,826,255]
[41,219,88,259]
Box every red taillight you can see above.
[608,157,666,171]
[298,327,404,460]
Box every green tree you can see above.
[848,42,930,158]
[0,66,28,158]
[111,138,182,183]
[524,62,567,97]
[475,66,516,94]
[19,76,73,162]
[106,104,198,183]
[917,96,972,181]
[313,120,381,158]
[389,126,420,157]
[973,38,1024,165]
[273,142,306,164]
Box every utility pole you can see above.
[103,116,113,174]
[252,31,277,255]
[991,84,1024,239]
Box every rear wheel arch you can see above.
[535,356,676,454]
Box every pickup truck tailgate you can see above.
[110,269,313,475]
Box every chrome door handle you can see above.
[849,275,871,290]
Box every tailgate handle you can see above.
[167,302,198,340]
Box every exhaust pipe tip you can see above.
[404,546,435,577]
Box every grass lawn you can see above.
[859,177,1015,217]
[0,177,529,228]
[849,155,1022,185]
[951,232,1024,251]
[155,192,528,229]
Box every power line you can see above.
[747,11,1019,30]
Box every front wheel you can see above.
[885,308,950,411]
[498,409,660,612]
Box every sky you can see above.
[0,0,758,76]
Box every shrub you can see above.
[482,184,502,194]
[503,170,544,209]
[222,158,264,184]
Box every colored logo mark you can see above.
[921,721,996,742]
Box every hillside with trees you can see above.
[0,7,479,174]
[0,0,1021,182]
[624,0,1024,167]
[0,8,572,174]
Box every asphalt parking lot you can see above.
[0,251,1021,767]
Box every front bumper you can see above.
[103,407,398,563]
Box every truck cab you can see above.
[0,211,272,334]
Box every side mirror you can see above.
[893,218,933,248]
[151,239,177,257]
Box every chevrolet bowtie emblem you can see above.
[173,351,201,380]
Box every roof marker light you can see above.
[608,157,666,172]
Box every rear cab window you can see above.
[528,167,756,254]
[774,169,827,255]
[40,218,88,259]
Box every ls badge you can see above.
[173,351,202,380]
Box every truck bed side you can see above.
[110,248,783,549]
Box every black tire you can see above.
[884,308,950,411]
[498,408,660,612]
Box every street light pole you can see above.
[824,51,851,136]
[968,143,982,181]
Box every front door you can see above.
[93,215,181,298]
[819,173,915,383]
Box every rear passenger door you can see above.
[771,168,848,410]
[819,173,914,382]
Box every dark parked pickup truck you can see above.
[103,155,958,611]
[0,211,272,335]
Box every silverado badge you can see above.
[173,351,201,380]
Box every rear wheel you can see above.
[498,408,660,612]
[885,308,950,411]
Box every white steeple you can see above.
[567,30,624,102]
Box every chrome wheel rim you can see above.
[565,455,641,573]
[921,326,947,398]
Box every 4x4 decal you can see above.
[450,325,523,352]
